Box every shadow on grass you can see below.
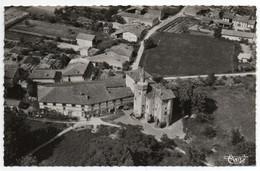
[204,98,218,114]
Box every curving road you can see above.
[132,7,187,70]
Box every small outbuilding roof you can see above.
[221,29,255,39]
[29,69,57,79]
[76,33,96,41]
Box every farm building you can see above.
[111,25,146,42]
[87,51,129,69]
[222,12,256,30]
[117,6,159,27]
[62,58,94,82]
[38,78,133,119]
[29,69,62,84]
[4,65,19,88]
[221,29,256,43]
[107,43,134,60]
[76,33,96,48]
[184,6,210,17]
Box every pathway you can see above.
[27,117,120,156]
[164,72,256,80]
[132,7,187,70]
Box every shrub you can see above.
[233,76,242,84]
[203,126,216,138]
[231,128,245,145]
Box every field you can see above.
[9,19,110,41]
[158,17,198,33]
[141,32,237,77]
[183,76,256,165]
[209,85,255,142]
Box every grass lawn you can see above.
[141,32,237,77]
[208,86,255,142]
[10,19,111,41]
[183,76,255,165]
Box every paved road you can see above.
[164,72,256,80]
[27,117,120,156]
[132,7,187,70]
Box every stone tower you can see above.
[133,68,148,118]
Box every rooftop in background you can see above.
[76,33,96,41]
[146,83,175,101]
[63,58,91,76]
[88,51,128,68]
[107,44,134,58]
[38,78,133,105]
[4,65,19,79]
[29,69,58,79]
[221,29,255,39]
[233,15,250,23]
[223,12,235,19]
[125,69,153,82]
[112,24,146,37]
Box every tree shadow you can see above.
[34,136,64,163]
[204,98,218,114]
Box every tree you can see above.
[144,38,157,49]
[231,128,245,145]
[4,107,30,166]
[122,61,131,71]
[176,80,207,116]
[203,125,216,138]
[214,27,222,39]
[205,72,216,86]
[19,155,38,166]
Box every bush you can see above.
[231,128,245,145]
[233,76,242,84]
[203,126,216,138]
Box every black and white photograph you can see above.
[1,0,259,169]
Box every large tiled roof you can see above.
[4,65,18,79]
[221,29,255,39]
[29,69,57,79]
[76,33,96,41]
[248,19,256,25]
[63,58,91,76]
[108,44,134,58]
[233,15,250,23]
[125,69,153,82]
[223,12,234,19]
[38,78,133,105]
[146,83,175,100]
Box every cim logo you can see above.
[224,154,248,165]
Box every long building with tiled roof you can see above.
[38,78,133,119]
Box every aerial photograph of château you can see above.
[3,5,256,167]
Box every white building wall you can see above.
[125,74,136,92]
[77,39,93,48]
[33,79,55,84]
[63,76,85,82]
[123,32,138,42]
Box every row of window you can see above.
[42,99,125,108]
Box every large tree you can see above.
[4,107,30,166]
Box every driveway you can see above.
[132,7,187,70]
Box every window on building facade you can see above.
[165,111,167,115]
[53,103,56,106]
[43,102,47,105]
[72,104,76,107]
[62,103,66,106]
[81,105,85,108]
